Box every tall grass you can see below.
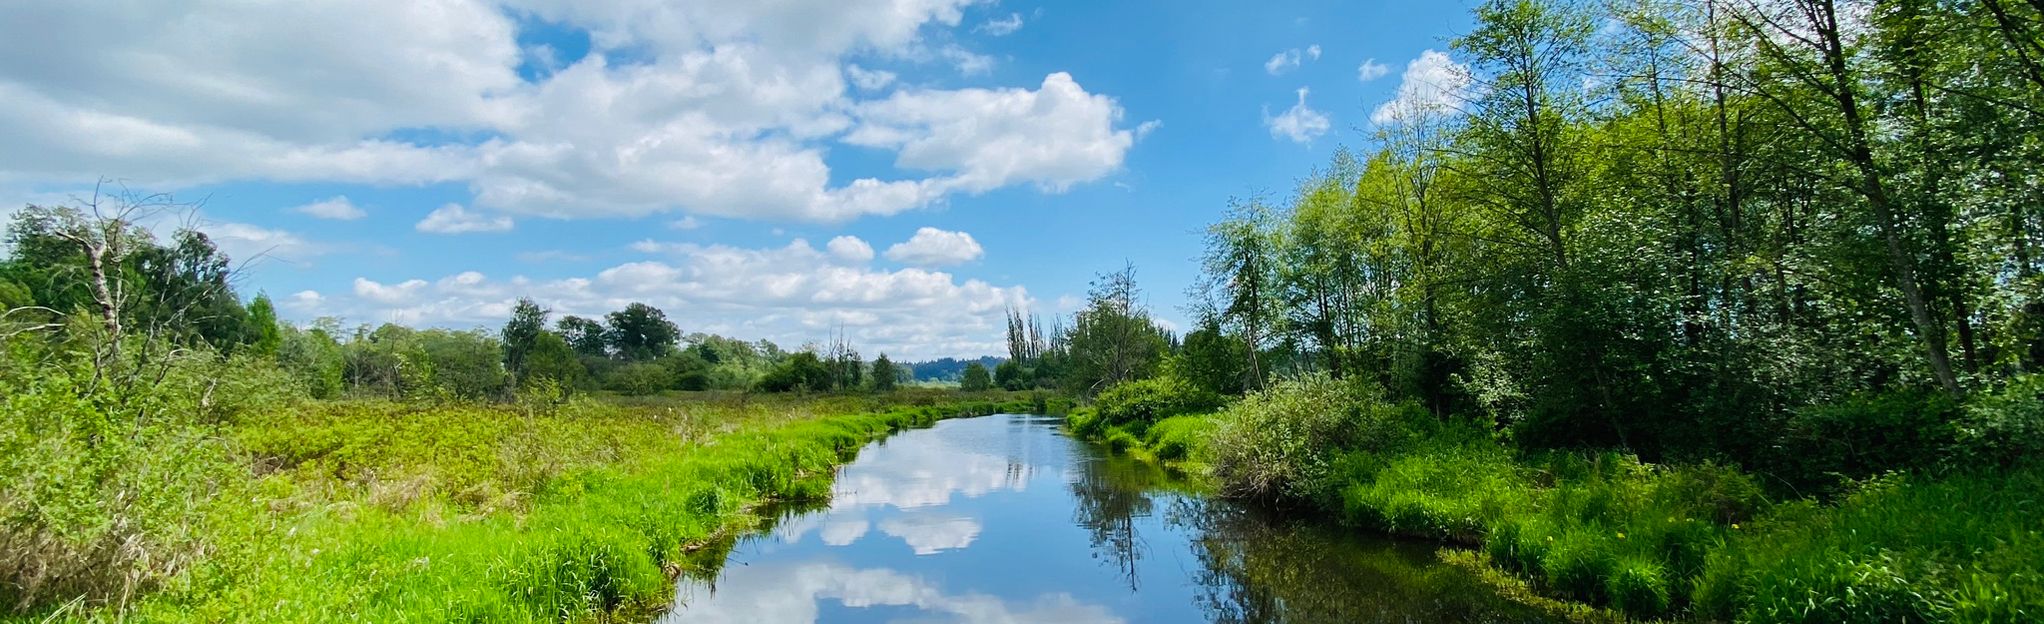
[2,338,1030,623]
[1071,372,2044,622]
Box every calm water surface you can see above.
[659,414,1551,624]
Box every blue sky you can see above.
[0,0,1477,360]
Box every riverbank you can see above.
[4,385,1034,623]
[1065,376,2044,623]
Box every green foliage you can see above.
[245,293,281,358]
[414,329,508,400]
[1092,374,1223,430]
[1142,415,1210,462]
[869,354,899,392]
[604,362,672,396]
[1693,468,2044,623]
[1174,321,1251,395]
[499,297,547,381]
[604,302,679,361]
[1060,265,1172,394]
[756,351,832,393]
[1764,390,1960,497]
[1207,374,1422,500]
[959,361,992,391]
[0,343,291,612]
[1951,374,2044,469]
[519,331,582,391]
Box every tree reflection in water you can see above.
[1067,450,1181,591]
[1166,498,1552,624]
[1066,448,1552,624]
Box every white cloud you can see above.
[884,227,983,266]
[845,64,898,91]
[202,221,331,265]
[977,12,1024,36]
[1357,58,1390,82]
[1265,45,1320,75]
[1371,50,1473,126]
[294,196,367,220]
[415,203,513,234]
[516,249,587,263]
[0,0,1137,224]
[668,215,703,230]
[828,235,876,262]
[352,277,429,305]
[939,45,996,75]
[1264,87,1330,144]
[285,290,325,312]
[848,73,1140,195]
[313,239,1028,359]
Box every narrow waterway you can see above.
[659,414,1552,623]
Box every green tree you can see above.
[960,361,993,392]
[501,298,547,382]
[994,359,1027,390]
[871,353,900,392]
[605,302,679,361]
[757,351,833,392]
[245,293,282,358]
[557,315,609,358]
[521,330,584,391]
[1064,265,1171,394]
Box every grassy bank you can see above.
[3,360,1034,622]
[1066,375,2044,622]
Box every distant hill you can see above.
[905,356,1005,382]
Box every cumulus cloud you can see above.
[416,203,513,234]
[1370,50,1473,126]
[884,228,983,266]
[1357,58,1390,82]
[312,239,1027,359]
[1264,87,1330,144]
[827,235,876,262]
[294,196,366,220]
[848,73,1140,195]
[977,12,1024,36]
[0,0,1141,223]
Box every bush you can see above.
[0,345,279,613]
[1951,373,2044,469]
[1763,389,1958,497]
[604,362,672,396]
[1144,415,1210,462]
[1207,374,1413,500]
[1092,374,1223,430]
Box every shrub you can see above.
[604,362,672,396]
[1207,374,1408,500]
[1763,389,1958,497]
[1143,415,1210,462]
[1951,373,2044,469]
[0,345,274,614]
[1092,374,1223,430]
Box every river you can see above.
[658,413,1553,623]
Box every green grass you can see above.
[1066,377,2044,622]
[8,389,1031,623]
[1692,467,2044,623]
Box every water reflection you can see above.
[662,414,1553,624]
[667,561,1123,624]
